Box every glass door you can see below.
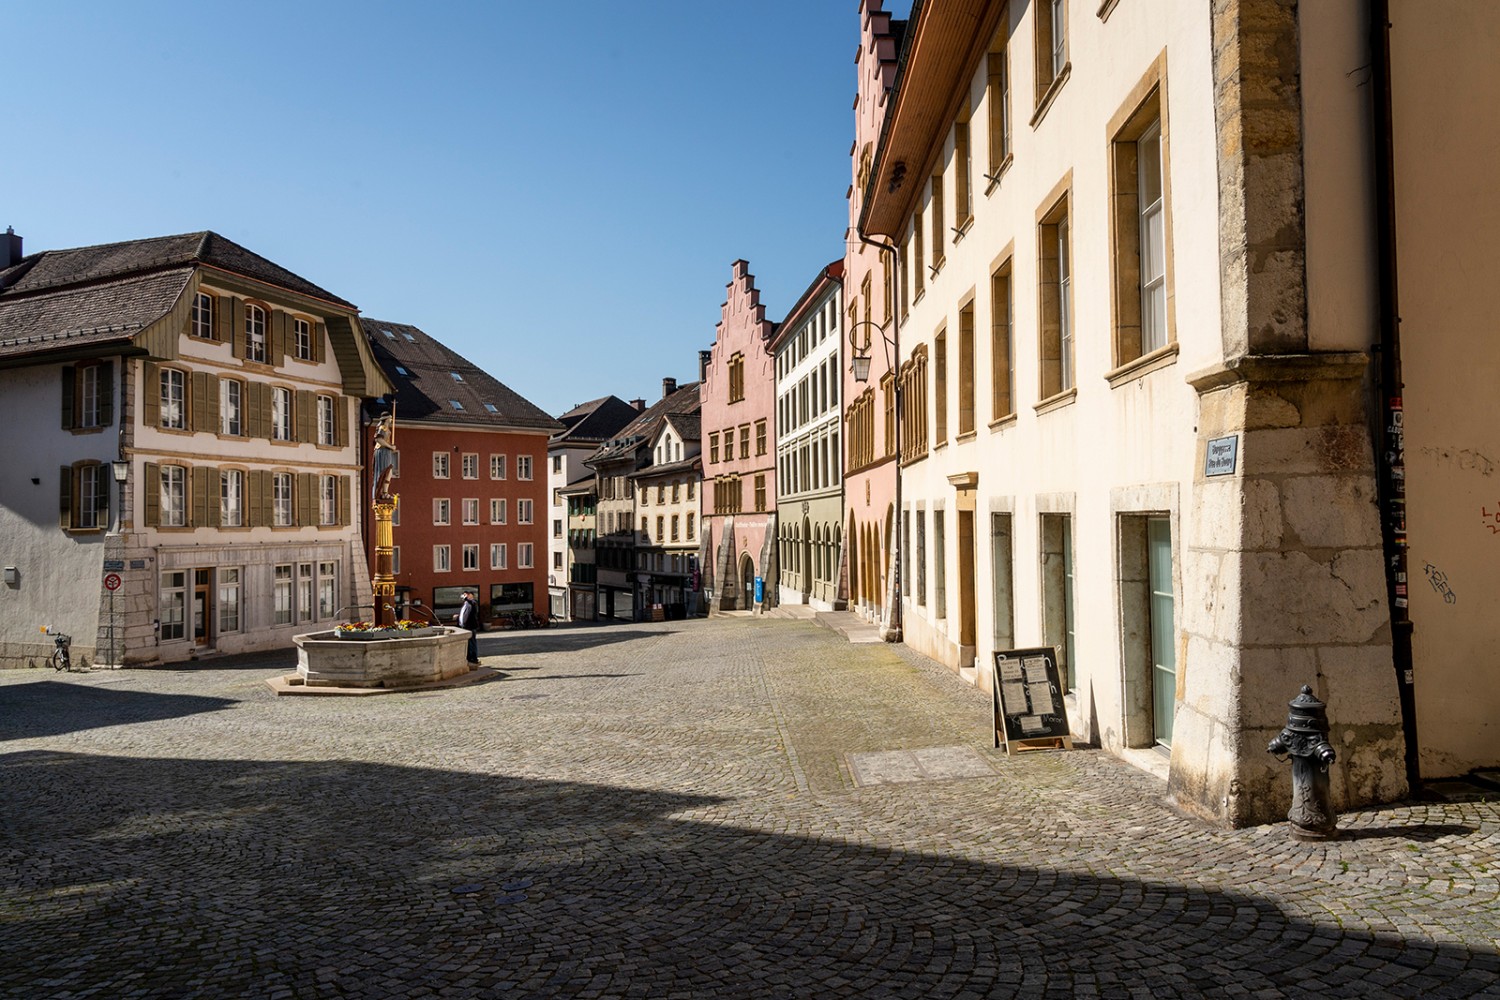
[1147,517,1176,746]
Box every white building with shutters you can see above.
[0,230,390,667]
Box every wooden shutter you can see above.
[334,396,348,447]
[142,362,160,426]
[98,361,114,427]
[248,469,267,527]
[60,367,75,430]
[338,475,350,526]
[143,462,160,527]
[296,390,315,443]
[228,297,244,358]
[247,382,268,439]
[190,372,209,432]
[314,321,326,364]
[59,465,74,529]
[190,466,209,527]
[271,310,289,364]
[297,473,315,526]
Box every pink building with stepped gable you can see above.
[700,260,778,612]
[842,0,907,635]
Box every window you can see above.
[319,476,337,526]
[221,469,244,527]
[317,395,335,446]
[449,400,465,411]
[934,509,947,619]
[491,542,507,570]
[392,497,401,525]
[687,480,695,500]
[1041,513,1076,691]
[956,113,972,224]
[221,379,242,436]
[739,425,750,459]
[273,565,293,625]
[271,387,292,441]
[463,544,479,571]
[273,472,293,526]
[433,452,450,479]
[987,34,1011,176]
[160,465,186,527]
[1109,71,1172,367]
[723,431,734,462]
[161,571,187,640]
[450,371,464,382]
[483,403,498,413]
[671,481,680,503]
[318,561,337,619]
[671,515,680,541]
[293,318,312,361]
[728,353,745,402]
[489,454,507,479]
[958,304,976,435]
[462,453,479,479]
[160,369,185,429]
[656,516,665,542]
[192,292,216,340]
[687,512,695,540]
[553,518,563,538]
[246,304,267,363]
[434,498,451,525]
[656,484,665,504]
[456,498,476,525]
[490,498,507,524]
[754,474,767,513]
[517,455,533,481]
[1039,191,1074,398]
[710,433,720,464]
[62,362,112,431]
[934,329,948,443]
[518,499,533,524]
[65,463,107,530]
[914,210,925,298]
[992,261,1015,420]
[552,455,563,474]
[930,172,945,269]
[1036,0,1068,101]
[434,545,452,572]
[518,543,534,569]
[392,547,401,574]
[553,551,563,570]
[916,509,927,606]
[298,563,314,623]
[219,568,240,633]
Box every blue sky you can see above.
[9,1,911,417]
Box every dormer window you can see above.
[450,399,465,411]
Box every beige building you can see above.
[0,231,388,667]
[857,0,1496,826]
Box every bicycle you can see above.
[40,626,76,672]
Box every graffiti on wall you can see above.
[1423,562,1457,604]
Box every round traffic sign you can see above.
[103,573,122,592]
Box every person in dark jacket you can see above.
[456,590,480,665]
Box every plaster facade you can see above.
[701,261,778,612]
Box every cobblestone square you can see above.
[2,618,1497,998]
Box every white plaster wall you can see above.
[0,363,119,663]
[894,0,1219,754]
[1389,0,1500,775]
[549,443,594,606]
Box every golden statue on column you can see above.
[371,412,399,627]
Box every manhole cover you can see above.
[494,892,528,905]
[501,878,534,891]
[846,746,996,787]
[451,883,484,894]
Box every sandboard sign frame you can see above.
[991,647,1073,755]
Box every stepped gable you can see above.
[361,318,560,432]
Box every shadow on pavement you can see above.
[1,751,1495,998]
[480,627,677,657]
[0,682,236,742]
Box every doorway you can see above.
[193,568,211,647]
[739,554,756,609]
[1147,517,1176,747]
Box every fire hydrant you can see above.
[1267,685,1339,840]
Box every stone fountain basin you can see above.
[293,627,472,688]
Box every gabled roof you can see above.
[629,455,702,482]
[361,318,560,433]
[552,394,642,446]
[0,231,353,307]
[587,381,701,468]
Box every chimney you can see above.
[0,228,21,270]
[630,398,646,412]
[699,350,712,381]
[662,377,677,399]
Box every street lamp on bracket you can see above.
[847,320,895,385]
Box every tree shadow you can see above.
[0,682,236,742]
[480,627,677,657]
[2,751,1495,998]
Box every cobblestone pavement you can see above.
[2,618,1497,999]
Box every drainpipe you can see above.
[1370,0,1420,793]
[856,231,902,641]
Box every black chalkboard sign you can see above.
[991,647,1073,754]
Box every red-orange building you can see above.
[360,319,559,622]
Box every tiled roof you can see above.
[587,382,701,467]
[663,411,701,444]
[0,268,192,360]
[361,318,560,433]
[552,394,641,445]
[630,455,702,481]
[0,231,353,308]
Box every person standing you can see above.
[456,590,481,665]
